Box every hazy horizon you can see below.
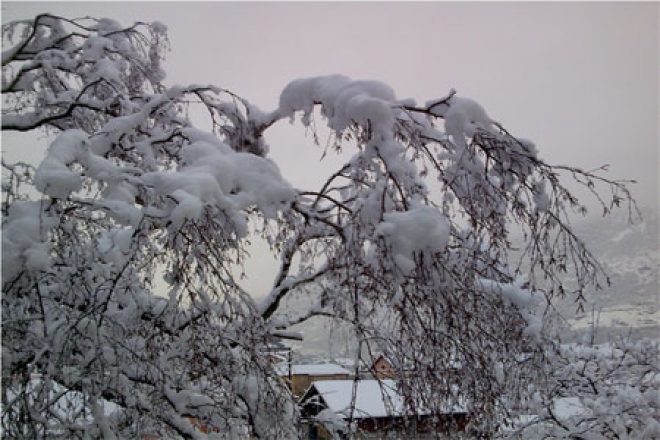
[3,2,658,300]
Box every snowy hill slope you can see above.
[553,205,658,340]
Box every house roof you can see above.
[305,379,404,419]
[275,363,352,377]
[302,379,468,420]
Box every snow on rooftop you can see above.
[309,379,404,419]
[305,379,468,419]
[275,363,352,377]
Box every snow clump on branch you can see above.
[143,127,296,232]
[375,200,450,274]
[278,75,402,139]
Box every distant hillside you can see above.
[555,205,658,340]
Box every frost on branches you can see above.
[504,338,660,439]
[2,14,638,439]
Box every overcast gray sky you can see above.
[3,1,658,298]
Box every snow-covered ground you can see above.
[570,306,659,330]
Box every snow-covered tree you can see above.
[2,14,638,438]
[503,338,660,439]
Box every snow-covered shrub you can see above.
[503,338,659,439]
